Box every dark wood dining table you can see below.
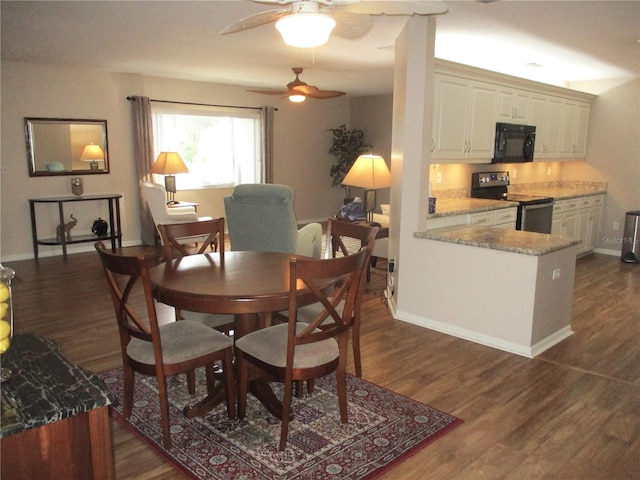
[149,250,324,420]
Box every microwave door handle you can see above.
[523,134,535,160]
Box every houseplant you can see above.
[328,124,372,199]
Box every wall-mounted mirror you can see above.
[25,118,110,176]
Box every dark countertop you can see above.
[0,333,112,439]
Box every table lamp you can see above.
[342,154,391,222]
[80,143,105,170]
[150,152,189,203]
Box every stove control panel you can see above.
[472,171,510,189]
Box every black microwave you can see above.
[492,123,536,163]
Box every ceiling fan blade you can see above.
[339,0,448,16]
[293,85,346,99]
[331,9,373,39]
[247,89,290,95]
[220,8,289,35]
[253,0,361,5]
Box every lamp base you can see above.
[164,175,177,203]
[364,189,376,222]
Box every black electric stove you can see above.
[471,171,554,233]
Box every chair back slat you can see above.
[158,218,225,260]
[325,217,379,260]
[95,242,160,347]
[325,218,379,317]
[287,249,367,356]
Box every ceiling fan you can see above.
[247,67,345,102]
[221,0,448,48]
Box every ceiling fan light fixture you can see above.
[289,94,306,103]
[275,13,336,48]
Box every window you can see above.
[152,105,262,189]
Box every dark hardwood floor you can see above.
[6,248,640,479]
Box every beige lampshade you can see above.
[80,143,104,161]
[150,152,189,175]
[342,155,391,189]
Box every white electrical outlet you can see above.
[436,172,442,184]
[512,168,517,178]
[552,268,561,280]
[547,166,551,176]
[613,221,619,231]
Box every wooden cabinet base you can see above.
[1,406,114,480]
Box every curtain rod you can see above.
[126,96,275,111]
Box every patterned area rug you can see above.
[99,368,462,479]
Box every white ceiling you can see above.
[1,1,638,97]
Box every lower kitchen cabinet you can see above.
[552,194,604,256]
[428,207,517,231]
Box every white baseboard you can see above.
[385,287,397,316]
[394,310,573,359]
[3,240,141,262]
[593,247,621,257]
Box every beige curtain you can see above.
[130,96,157,245]
[261,106,275,184]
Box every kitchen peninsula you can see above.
[411,226,580,358]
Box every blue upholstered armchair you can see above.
[224,184,322,258]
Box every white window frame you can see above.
[151,104,262,190]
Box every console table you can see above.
[0,334,114,479]
[29,194,122,259]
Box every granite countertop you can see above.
[427,197,519,219]
[515,186,607,200]
[0,333,113,439]
[429,183,607,219]
[415,225,581,256]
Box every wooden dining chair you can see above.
[95,241,236,449]
[157,219,235,336]
[280,218,378,379]
[236,248,367,451]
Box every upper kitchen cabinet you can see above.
[560,101,590,158]
[530,95,563,158]
[432,74,498,162]
[496,87,530,124]
[431,60,595,164]
[530,94,591,160]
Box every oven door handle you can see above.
[522,201,554,210]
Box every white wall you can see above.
[563,78,640,251]
[1,62,351,260]
[350,95,393,207]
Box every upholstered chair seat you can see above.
[127,320,233,365]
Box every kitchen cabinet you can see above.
[431,60,595,164]
[427,212,468,230]
[552,194,603,255]
[552,198,580,238]
[531,95,590,160]
[492,208,518,229]
[576,195,604,254]
[428,207,517,230]
[531,95,564,158]
[585,203,602,252]
[497,87,530,123]
[432,74,497,162]
[565,102,590,158]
